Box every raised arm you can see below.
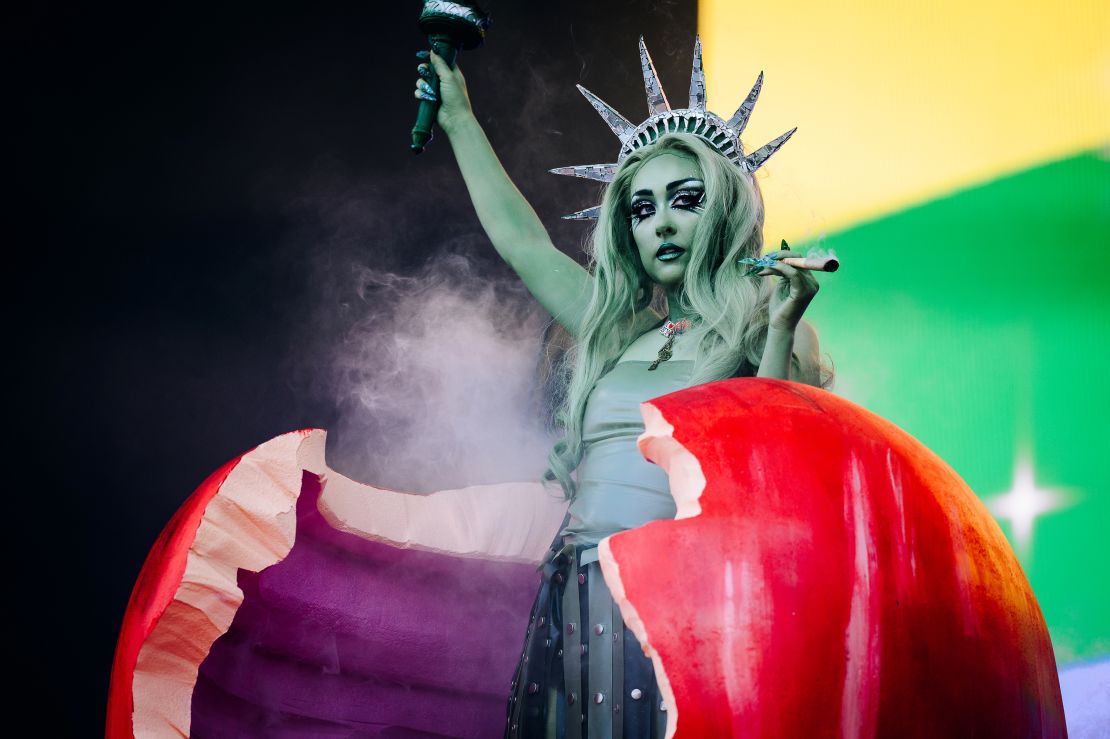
[417,50,593,337]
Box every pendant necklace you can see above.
[648,319,694,371]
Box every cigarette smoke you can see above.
[801,245,837,261]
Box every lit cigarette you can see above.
[780,255,839,272]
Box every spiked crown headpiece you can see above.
[550,35,797,220]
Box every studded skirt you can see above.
[504,532,669,738]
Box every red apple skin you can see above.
[106,452,244,738]
[608,378,1065,738]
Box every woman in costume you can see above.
[415,36,824,738]
[105,31,1067,739]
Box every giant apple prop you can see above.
[602,379,1066,737]
[108,380,1065,737]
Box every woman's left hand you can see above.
[759,248,820,332]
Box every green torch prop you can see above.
[410,1,491,154]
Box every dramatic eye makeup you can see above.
[629,178,705,224]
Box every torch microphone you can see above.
[411,1,491,154]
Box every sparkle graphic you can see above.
[986,454,1074,557]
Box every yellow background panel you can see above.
[698,0,1110,245]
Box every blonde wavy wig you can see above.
[545,132,781,500]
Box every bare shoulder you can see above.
[616,310,669,362]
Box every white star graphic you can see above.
[986,454,1074,559]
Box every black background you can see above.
[12,1,696,733]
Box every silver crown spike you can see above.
[743,127,798,173]
[548,163,618,183]
[638,36,671,115]
[726,72,763,135]
[560,205,603,221]
[688,35,706,111]
[552,36,796,221]
[575,84,636,142]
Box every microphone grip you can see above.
[411,36,460,154]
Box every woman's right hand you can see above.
[414,49,473,135]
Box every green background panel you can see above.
[797,150,1110,664]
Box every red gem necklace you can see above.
[648,319,694,371]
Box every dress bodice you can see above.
[560,359,695,547]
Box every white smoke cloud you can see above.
[310,252,558,493]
